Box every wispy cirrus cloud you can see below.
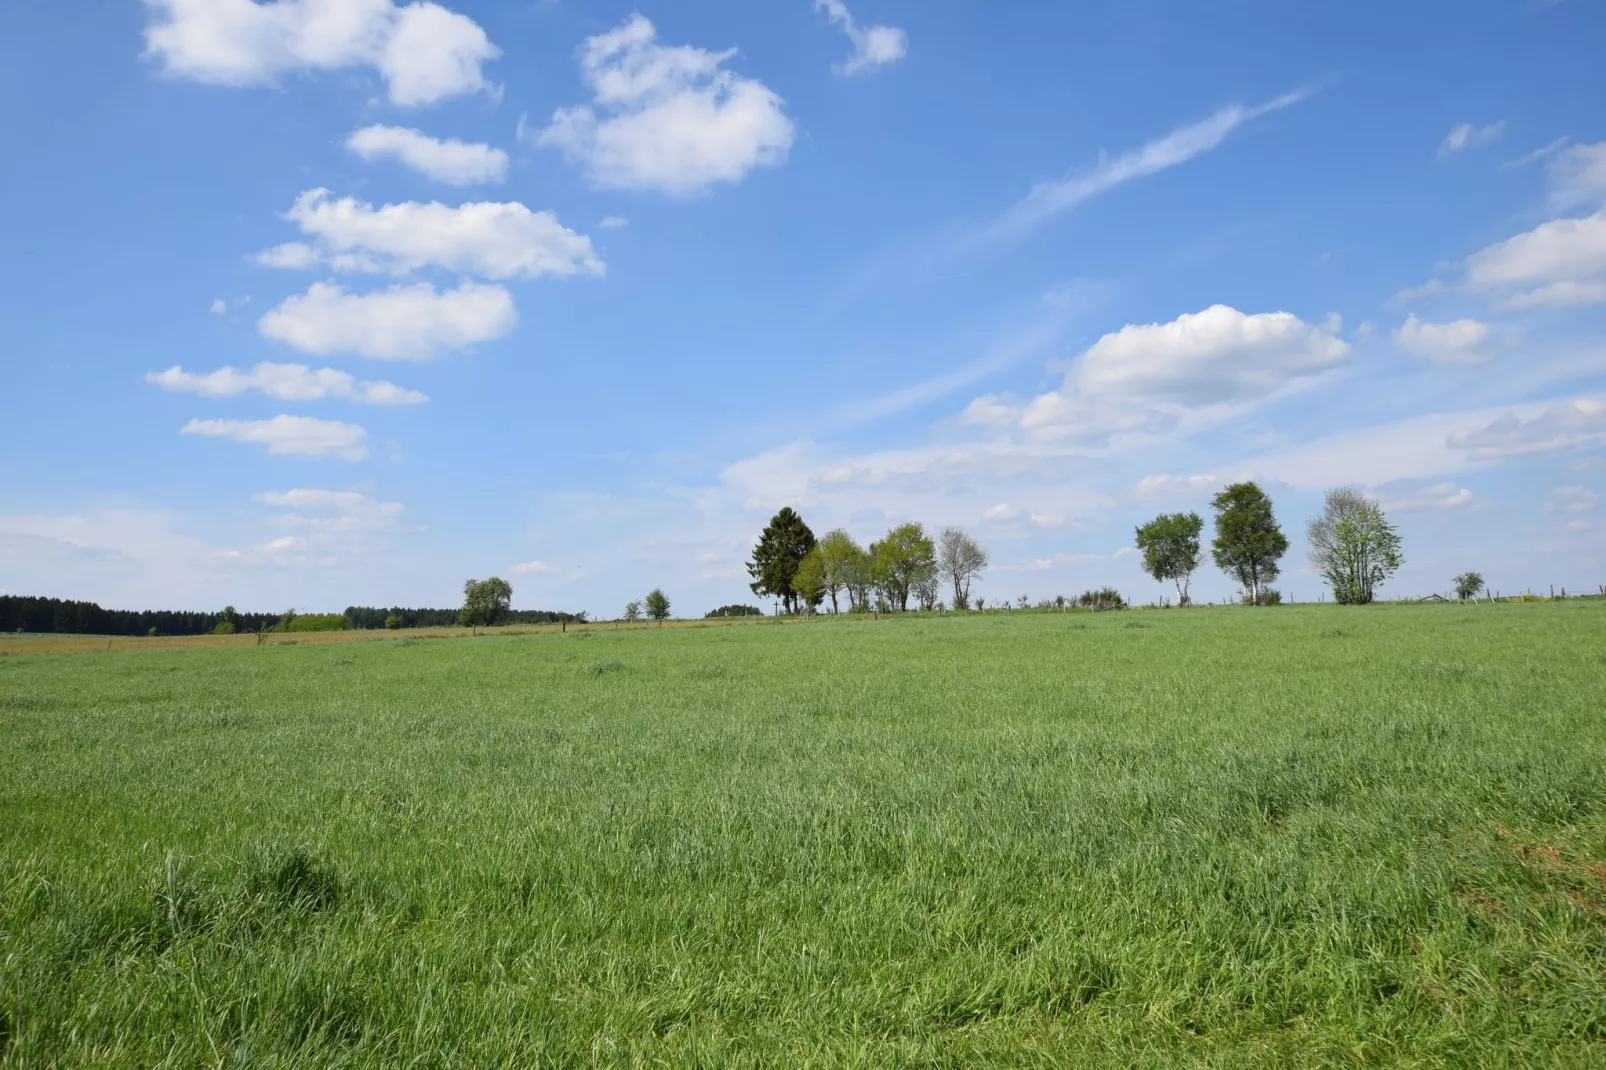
[974,88,1314,246]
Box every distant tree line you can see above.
[0,596,278,637]
[347,602,583,629]
[0,595,586,637]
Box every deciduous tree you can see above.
[747,507,816,614]
[792,548,827,614]
[644,588,671,625]
[815,529,864,614]
[1454,571,1485,601]
[870,523,936,612]
[1134,512,1203,605]
[460,577,513,630]
[936,527,989,610]
[1307,488,1403,604]
[1210,483,1288,605]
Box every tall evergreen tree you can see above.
[1210,483,1288,605]
[747,507,816,614]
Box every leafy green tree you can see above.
[747,507,817,614]
[623,600,642,622]
[870,522,936,612]
[384,615,401,630]
[1307,488,1403,604]
[1134,512,1204,605]
[792,548,827,614]
[936,527,988,610]
[1454,571,1485,601]
[459,577,513,630]
[815,529,865,613]
[644,588,671,625]
[841,542,874,612]
[1210,482,1288,605]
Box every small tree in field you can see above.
[1307,488,1403,604]
[644,588,671,625]
[1454,572,1485,601]
[460,577,513,631]
[623,600,642,622]
[1211,482,1288,605]
[1134,512,1203,605]
[937,527,989,611]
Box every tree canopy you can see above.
[870,522,936,612]
[1210,483,1288,605]
[814,529,865,614]
[1307,488,1403,604]
[936,527,988,611]
[644,588,671,624]
[1134,512,1203,605]
[747,507,817,614]
[459,577,513,629]
[1454,572,1485,600]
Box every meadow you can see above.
[2,602,1604,1067]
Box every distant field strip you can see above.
[1,602,1604,1065]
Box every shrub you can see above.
[705,604,763,618]
[212,621,235,635]
[384,615,401,630]
[1252,589,1283,606]
[1076,588,1126,611]
[283,614,351,633]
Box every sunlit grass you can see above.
[2,602,1604,1065]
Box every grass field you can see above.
[2,603,1605,1066]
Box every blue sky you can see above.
[3,0,1604,616]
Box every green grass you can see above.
[2,602,1605,1066]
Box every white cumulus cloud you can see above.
[1392,314,1493,365]
[147,362,427,404]
[510,559,556,574]
[181,414,369,459]
[345,125,508,185]
[1467,211,1606,297]
[967,305,1347,445]
[260,188,602,279]
[536,15,795,194]
[143,0,498,107]
[258,280,515,359]
[1075,305,1348,405]
[815,0,906,76]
